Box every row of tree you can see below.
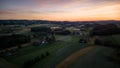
[31,26,72,37]
[54,29,71,35]
[0,34,31,50]
[31,26,52,37]
[23,52,50,68]
[90,24,120,36]
[95,37,120,48]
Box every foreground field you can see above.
[56,46,95,68]
[0,58,18,68]
[3,35,88,68]
[56,35,120,68]
[70,46,120,68]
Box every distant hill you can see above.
[0,20,120,25]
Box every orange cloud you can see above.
[0,0,120,21]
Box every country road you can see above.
[70,46,120,68]
[56,46,96,68]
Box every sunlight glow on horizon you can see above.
[0,0,120,21]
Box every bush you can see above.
[23,52,50,68]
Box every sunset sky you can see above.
[0,0,120,21]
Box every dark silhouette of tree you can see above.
[31,26,52,37]
[0,34,31,50]
[79,38,87,43]
[90,24,120,36]
[51,35,56,42]
[46,52,50,56]
[41,54,45,59]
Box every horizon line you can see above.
[0,19,120,22]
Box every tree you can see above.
[46,52,50,56]
[31,26,52,36]
[32,41,40,46]
[62,30,71,35]
[51,35,56,42]
[0,34,31,50]
[41,54,45,59]
[17,45,22,49]
[90,24,120,36]
[94,35,120,62]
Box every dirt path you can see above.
[56,46,96,68]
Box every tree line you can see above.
[23,52,50,68]
[90,24,120,36]
[0,34,31,50]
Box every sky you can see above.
[0,0,120,21]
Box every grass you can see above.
[32,35,88,68]
[0,58,18,68]
[56,46,95,68]
[3,35,88,68]
[70,46,120,68]
[102,35,120,47]
[0,26,91,68]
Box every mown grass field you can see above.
[3,35,88,68]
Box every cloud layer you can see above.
[0,0,120,21]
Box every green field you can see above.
[2,35,88,68]
[70,46,120,68]
[104,35,120,46]
[0,24,90,68]
[1,25,119,68]
[69,34,120,68]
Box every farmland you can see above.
[0,22,88,68]
[0,21,120,68]
[1,35,87,68]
